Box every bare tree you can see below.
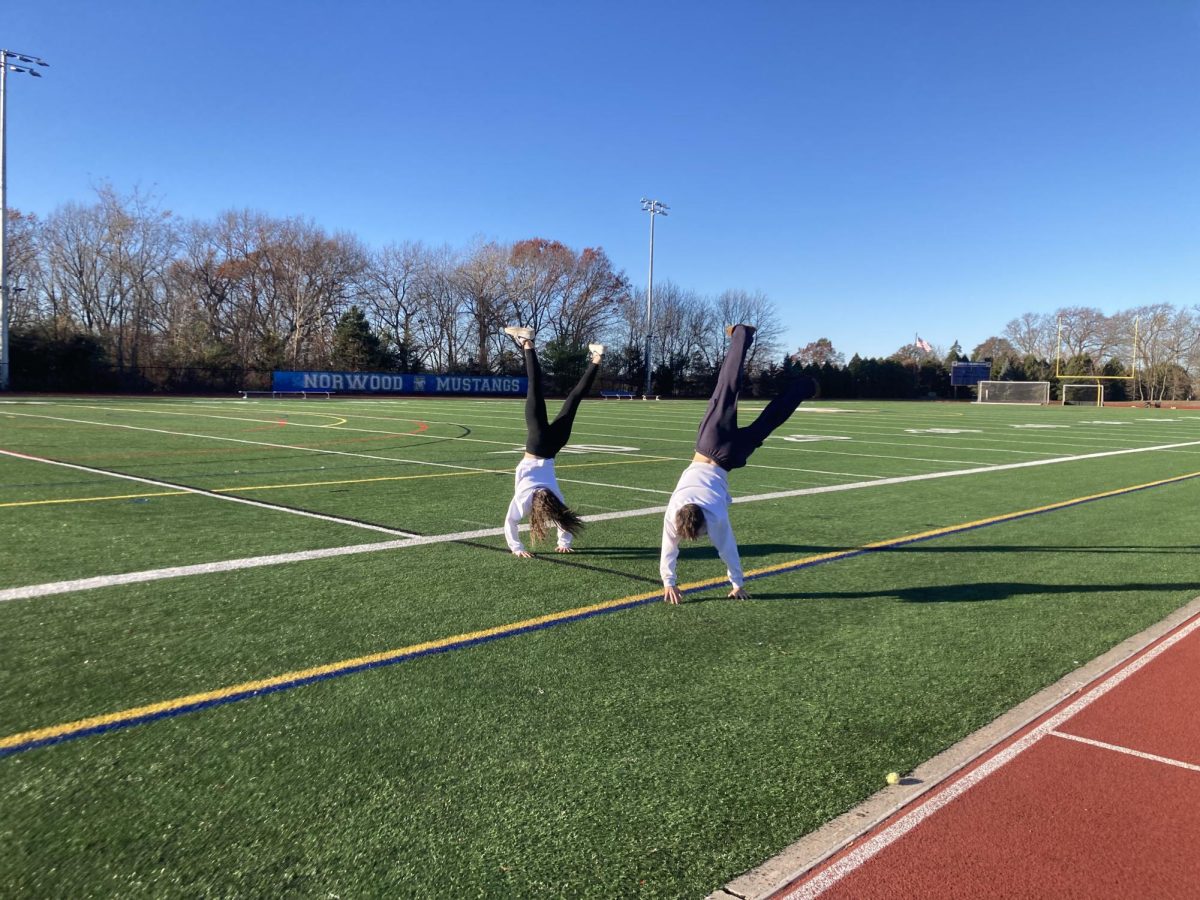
[3,209,44,328]
[1054,305,1124,371]
[1133,303,1199,402]
[454,240,509,372]
[642,281,707,375]
[94,184,179,369]
[545,245,630,348]
[359,240,434,370]
[505,238,571,338]
[714,289,783,371]
[258,218,364,368]
[1003,312,1055,360]
[413,244,468,372]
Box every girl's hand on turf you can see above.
[728,587,749,600]
[513,550,534,558]
[663,586,683,605]
[554,546,574,553]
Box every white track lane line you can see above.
[782,614,1200,899]
[0,449,420,538]
[1048,731,1200,773]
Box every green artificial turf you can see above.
[1,397,1199,896]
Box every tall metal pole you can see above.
[644,209,655,397]
[640,198,668,397]
[0,49,48,391]
[1,51,10,390]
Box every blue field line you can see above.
[0,595,656,759]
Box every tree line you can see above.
[5,185,1197,401]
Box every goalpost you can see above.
[975,381,1051,404]
[1062,383,1103,407]
[1054,315,1139,406]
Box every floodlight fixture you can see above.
[1,47,50,390]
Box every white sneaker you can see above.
[504,326,534,343]
[588,343,605,358]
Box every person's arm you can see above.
[660,511,682,603]
[555,527,574,553]
[504,495,532,557]
[705,510,747,596]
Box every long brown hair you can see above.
[529,489,585,543]
[675,503,706,540]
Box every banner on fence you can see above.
[272,370,526,395]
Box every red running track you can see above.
[776,612,1200,900]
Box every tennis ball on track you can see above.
[886,772,900,785]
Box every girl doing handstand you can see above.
[503,326,604,557]
[661,323,817,603]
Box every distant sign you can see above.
[273,370,526,395]
[951,362,991,386]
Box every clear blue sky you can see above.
[6,1,1199,359]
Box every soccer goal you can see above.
[1062,383,1103,406]
[975,381,1051,404]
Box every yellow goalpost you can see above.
[1054,316,1139,406]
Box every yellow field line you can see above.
[0,490,188,508]
[4,469,1197,756]
[0,587,664,753]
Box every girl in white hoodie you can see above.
[661,323,817,603]
[503,327,604,557]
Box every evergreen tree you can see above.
[330,306,387,371]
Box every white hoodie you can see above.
[660,462,744,589]
[504,456,574,553]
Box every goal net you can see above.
[975,381,1051,405]
[1062,383,1102,406]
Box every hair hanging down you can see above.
[529,489,586,543]
[675,503,707,540]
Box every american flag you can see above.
[915,334,933,354]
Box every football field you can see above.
[2,395,1199,896]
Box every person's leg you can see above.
[524,347,552,455]
[695,325,755,466]
[724,375,819,468]
[541,356,601,456]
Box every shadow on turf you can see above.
[457,540,663,585]
[584,542,822,561]
[745,581,1200,604]
[873,544,1200,555]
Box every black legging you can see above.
[524,348,600,457]
[695,325,817,470]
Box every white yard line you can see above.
[0,408,899,486]
[0,449,420,538]
[31,401,1072,467]
[5,436,1200,604]
[2,410,682,496]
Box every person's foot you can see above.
[504,326,535,349]
[588,343,604,363]
[725,323,757,338]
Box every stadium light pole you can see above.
[0,48,49,391]
[640,198,668,397]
